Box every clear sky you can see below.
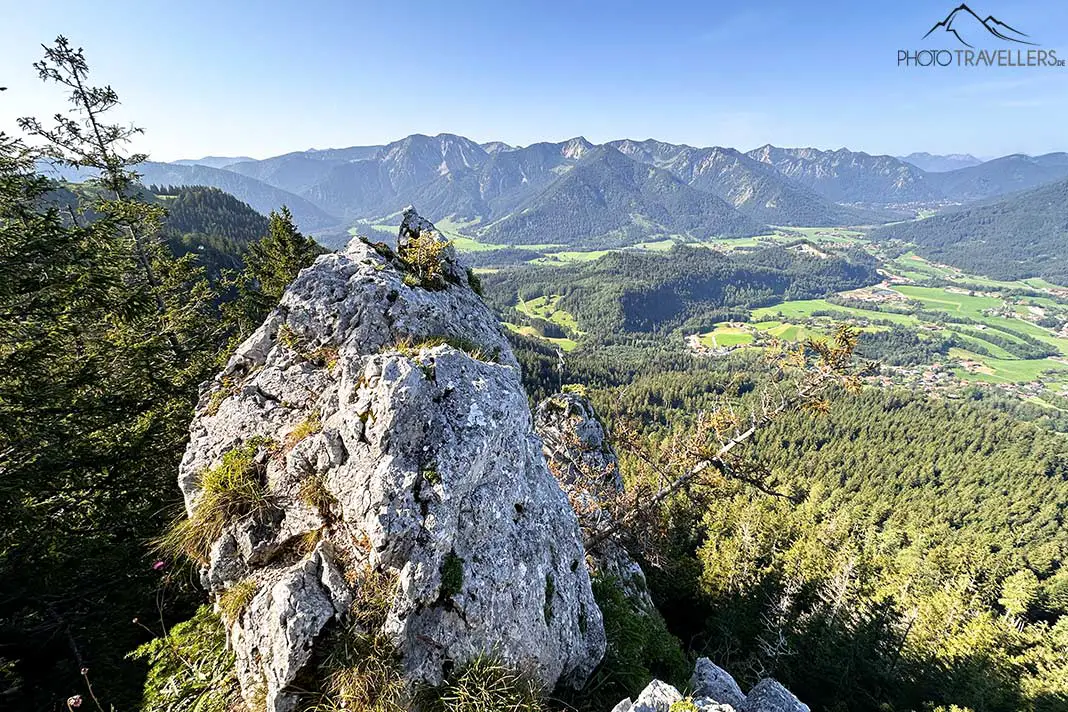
[1,0,1066,161]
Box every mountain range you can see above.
[49,135,1068,249]
[897,152,982,172]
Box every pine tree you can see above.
[0,38,224,709]
[226,205,323,336]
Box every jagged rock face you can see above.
[534,392,652,611]
[612,679,683,712]
[179,211,605,711]
[535,392,623,491]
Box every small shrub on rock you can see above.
[399,231,452,291]
[466,268,484,297]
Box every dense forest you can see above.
[482,243,878,338]
[154,185,270,275]
[871,179,1068,285]
[509,332,1068,712]
[0,39,323,709]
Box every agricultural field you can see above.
[502,323,578,352]
[532,249,616,264]
[695,319,837,352]
[775,226,866,243]
[740,280,1068,388]
[697,325,755,349]
[886,252,960,282]
[751,299,920,327]
[515,295,581,333]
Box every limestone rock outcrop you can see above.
[741,679,810,712]
[178,210,605,711]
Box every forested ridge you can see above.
[154,185,270,275]
[483,244,878,338]
[870,179,1068,285]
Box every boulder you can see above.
[632,679,683,712]
[741,678,810,712]
[691,657,746,708]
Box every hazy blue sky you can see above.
[1,0,1066,160]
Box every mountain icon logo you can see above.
[924,4,1037,48]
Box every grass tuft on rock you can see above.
[286,413,323,450]
[299,473,336,519]
[395,335,500,363]
[279,324,339,369]
[414,656,546,712]
[205,375,238,416]
[156,437,276,564]
[217,577,259,624]
[303,566,405,712]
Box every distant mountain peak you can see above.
[481,141,514,154]
[561,137,594,159]
[171,155,255,169]
[898,152,983,172]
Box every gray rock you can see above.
[610,699,634,712]
[534,392,652,611]
[230,544,350,712]
[535,392,623,491]
[741,679,810,712]
[693,698,737,712]
[179,210,605,710]
[632,679,683,712]
[691,657,746,707]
